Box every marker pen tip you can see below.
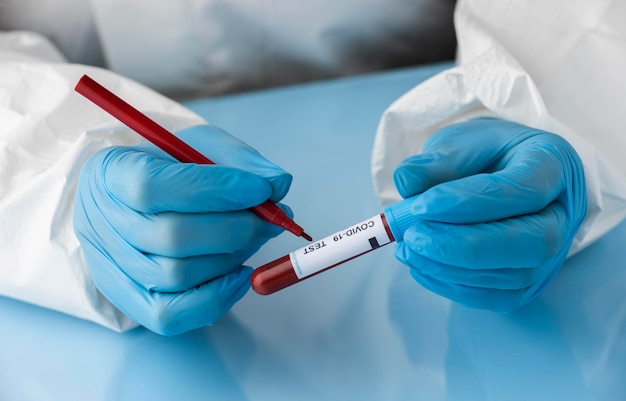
[301,232,313,241]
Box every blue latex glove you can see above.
[74,125,292,335]
[393,117,587,313]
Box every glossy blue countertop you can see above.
[1,62,625,400]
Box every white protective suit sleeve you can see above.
[372,0,626,255]
[0,31,206,332]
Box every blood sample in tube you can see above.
[251,195,417,295]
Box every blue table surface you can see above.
[2,62,625,400]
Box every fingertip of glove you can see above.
[393,165,419,198]
[393,153,440,197]
[238,173,276,204]
[223,266,253,298]
[267,172,293,203]
[240,265,254,280]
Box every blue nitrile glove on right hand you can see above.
[392,117,587,313]
[74,124,292,335]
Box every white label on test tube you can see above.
[289,214,394,279]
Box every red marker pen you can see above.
[74,74,312,241]
[251,195,416,294]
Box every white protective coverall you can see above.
[0,0,455,331]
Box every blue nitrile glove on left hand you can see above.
[393,117,587,313]
[74,125,292,335]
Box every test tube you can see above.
[251,195,417,295]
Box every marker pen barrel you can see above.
[251,195,417,295]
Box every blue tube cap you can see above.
[383,196,418,242]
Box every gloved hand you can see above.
[74,124,292,335]
[392,117,587,313]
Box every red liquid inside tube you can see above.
[250,255,298,295]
